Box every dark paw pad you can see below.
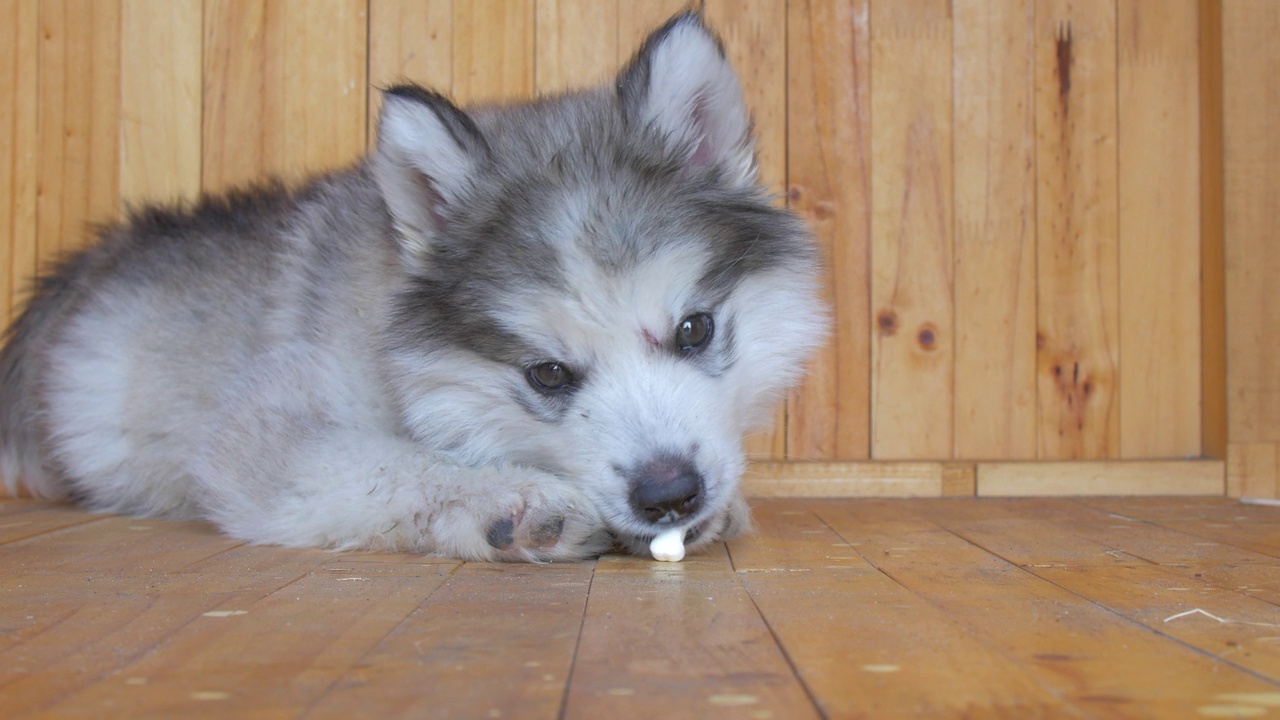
[485,517,516,550]
[529,515,565,548]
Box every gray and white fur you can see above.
[0,13,825,562]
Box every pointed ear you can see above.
[373,85,490,261]
[617,13,756,188]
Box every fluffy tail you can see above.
[0,268,80,499]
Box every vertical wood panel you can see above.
[37,0,122,264]
[1,0,37,325]
[203,0,367,192]
[704,0,789,460]
[1224,0,1280,444]
[869,0,954,460]
[1199,0,1226,459]
[368,0,453,150]
[1117,0,1201,458]
[786,0,871,460]
[617,0,690,55]
[452,0,534,104]
[120,0,201,205]
[953,0,1037,460]
[202,0,269,190]
[535,0,617,94]
[1034,0,1119,460]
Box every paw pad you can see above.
[485,517,516,550]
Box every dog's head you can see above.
[373,13,826,553]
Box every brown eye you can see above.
[527,361,573,392]
[676,313,713,352]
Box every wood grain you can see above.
[953,0,1037,460]
[367,0,453,149]
[869,0,954,460]
[120,0,201,206]
[785,0,871,460]
[1199,0,1227,460]
[535,0,618,93]
[202,0,367,192]
[977,460,1224,497]
[0,0,37,327]
[307,563,589,720]
[36,0,123,263]
[744,461,973,498]
[1227,442,1280,500]
[731,500,1070,716]
[1223,0,1280,445]
[930,509,1280,681]
[815,501,1280,715]
[705,0,789,461]
[1035,0,1120,460]
[1118,0,1202,459]
[4,498,1280,716]
[617,0,690,55]
[562,545,820,719]
[452,0,534,104]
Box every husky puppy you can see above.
[0,13,824,561]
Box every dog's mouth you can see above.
[610,513,720,557]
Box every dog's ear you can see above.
[617,12,756,188]
[373,85,490,262]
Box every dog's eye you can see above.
[527,361,574,392]
[675,313,714,352]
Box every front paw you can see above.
[435,468,611,562]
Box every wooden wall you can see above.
[0,0,1274,495]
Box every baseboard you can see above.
[744,460,1226,498]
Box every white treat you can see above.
[649,528,686,562]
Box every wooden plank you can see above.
[729,500,1073,716]
[814,502,1280,714]
[308,563,589,720]
[933,514,1280,682]
[617,0,688,55]
[1224,1,1280,445]
[37,0,122,261]
[705,0,788,461]
[0,0,37,327]
[0,515,240,575]
[868,0,954,460]
[119,0,201,206]
[2,545,455,718]
[1034,0,1119,460]
[1228,442,1280,499]
[1117,0,1202,459]
[928,497,1280,606]
[1085,497,1280,560]
[48,565,454,719]
[1200,0,1227,460]
[743,461,970,498]
[202,0,269,190]
[452,0,534,105]
[0,503,106,545]
[202,0,367,192]
[953,0,1037,460]
[562,544,819,719]
[977,460,1224,497]
[785,0,872,461]
[0,544,336,716]
[535,0,617,94]
[367,0,453,149]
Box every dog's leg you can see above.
[188,351,612,562]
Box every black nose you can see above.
[627,455,704,523]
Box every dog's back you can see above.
[0,185,306,508]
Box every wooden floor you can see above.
[2,497,1278,718]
